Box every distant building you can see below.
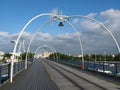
[0,51,5,60]
[78,55,83,58]
[5,52,19,63]
[42,51,51,58]
[74,54,83,58]
[35,51,52,58]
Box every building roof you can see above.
[0,51,4,55]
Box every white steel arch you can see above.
[25,20,53,69]
[34,45,57,60]
[10,13,120,83]
[66,21,84,68]
[10,13,55,82]
[25,20,83,69]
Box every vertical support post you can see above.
[94,60,96,70]
[18,62,19,71]
[8,63,11,79]
[21,61,23,69]
[87,60,89,69]
[103,62,105,72]
[21,62,22,69]
[115,63,118,76]
[0,65,2,85]
[23,61,24,69]
[86,60,88,69]
[23,61,25,69]
[13,63,16,74]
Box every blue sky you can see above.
[0,0,120,54]
[0,0,120,34]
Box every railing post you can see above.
[103,62,105,72]
[87,60,89,69]
[0,65,2,85]
[115,63,117,76]
[86,61,88,69]
[21,61,22,69]
[14,63,16,74]
[18,62,19,71]
[21,61,23,69]
[23,61,25,69]
[8,63,11,79]
[23,61,24,69]
[94,60,96,70]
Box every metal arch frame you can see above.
[34,50,47,58]
[34,49,46,56]
[34,45,57,60]
[25,20,53,69]
[11,13,120,83]
[17,39,25,54]
[65,21,84,68]
[44,45,58,62]
[10,13,55,83]
[70,15,120,53]
[25,20,83,69]
[34,49,56,60]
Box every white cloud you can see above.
[80,20,101,32]
[0,30,119,54]
[86,13,97,18]
[101,9,120,20]
[72,18,79,24]
[0,32,9,37]
[50,8,58,15]
[76,9,120,54]
[0,9,120,54]
[100,8,120,32]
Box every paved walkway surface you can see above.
[0,59,59,90]
[43,59,120,90]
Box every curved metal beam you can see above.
[10,13,120,83]
[25,20,53,69]
[45,45,58,62]
[66,21,84,69]
[10,13,55,83]
[34,45,57,61]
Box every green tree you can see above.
[21,52,34,60]
[114,53,120,61]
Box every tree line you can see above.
[49,53,120,61]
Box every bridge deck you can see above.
[0,60,59,90]
[0,59,120,90]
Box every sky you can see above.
[0,0,120,55]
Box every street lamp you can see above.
[10,40,16,44]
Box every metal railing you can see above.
[0,59,34,85]
[57,59,120,77]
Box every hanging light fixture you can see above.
[58,22,64,27]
